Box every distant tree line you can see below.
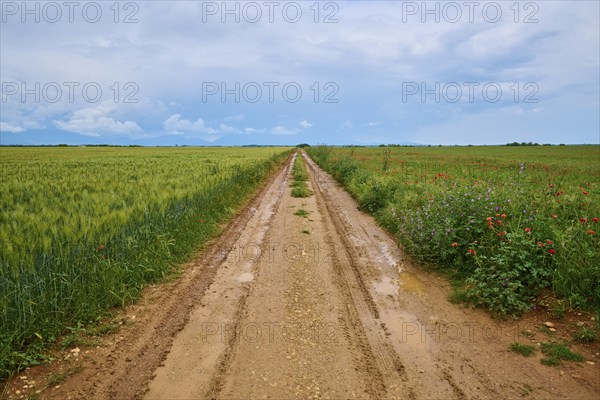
[505,142,562,146]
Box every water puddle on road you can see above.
[374,271,427,296]
[373,276,398,296]
[398,270,426,294]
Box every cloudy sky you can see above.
[1,1,598,145]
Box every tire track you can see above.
[143,155,294,400]
[203,155,296,399]
[305,154,415,400]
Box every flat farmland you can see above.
[0,146,291,377]
[307,145,600,316]
[0,147,598,400]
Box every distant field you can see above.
[0,146,291,377]
[308,145,600,317]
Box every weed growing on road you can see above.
[572,326,598,343]
[294,209,309,218]
[47,363,83,387]
[291,152,313,198]
[510,342,536,357]
[540,341,584,365]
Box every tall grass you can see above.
[0,147,291,378]
[308,145,599,317]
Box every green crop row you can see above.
[0,146,291,378]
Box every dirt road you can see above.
[33,153,598,399]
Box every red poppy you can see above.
[551,214,558,219]
[501,214,507,219]
[556,191,563,197]
[467,249,476,255]
[452,242,458,248]
[496,220,503,226]
[538,241,545,247]
[546,239,554,245]
[580,218,588,224]
[524,227,532,233]
[549,184,554,188]
[588,230,596,235]
[582,190,588,195]
[486,217,492,221]
[594,218,599,223]
[548,249,556,255]
[98,244,104,251]
[497,231,506,237]
[495,213,500,217]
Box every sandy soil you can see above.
[3,153,598,400]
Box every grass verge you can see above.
[290,152,313,198]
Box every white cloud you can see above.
[244,127,266,134]
[54,102,142,136]
[270,120,312,136]
[300,120,312,129]
[0,121,25,133]
[163,114,216,134]
[271,126,299,136]
[218,123,240,134]
[367,122,381,126]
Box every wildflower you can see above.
[452,242,458,248]
[556,191,563,197]
[501,214,507,219]
[524,227,532,233]
[580,218,588,224]
[548,249,556,255]
[98,244,104,251]
[549,184,554,188]
[594,218,599,223]
[538,241,545,247]
[551,214,558,219]
[588,230,596,235]
[582,190,588,195]
[495,213,500,217]
[546,239,554,245]
[497,231,506,237]
[467,249,476,255]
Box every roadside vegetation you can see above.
[307,145,600,319]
